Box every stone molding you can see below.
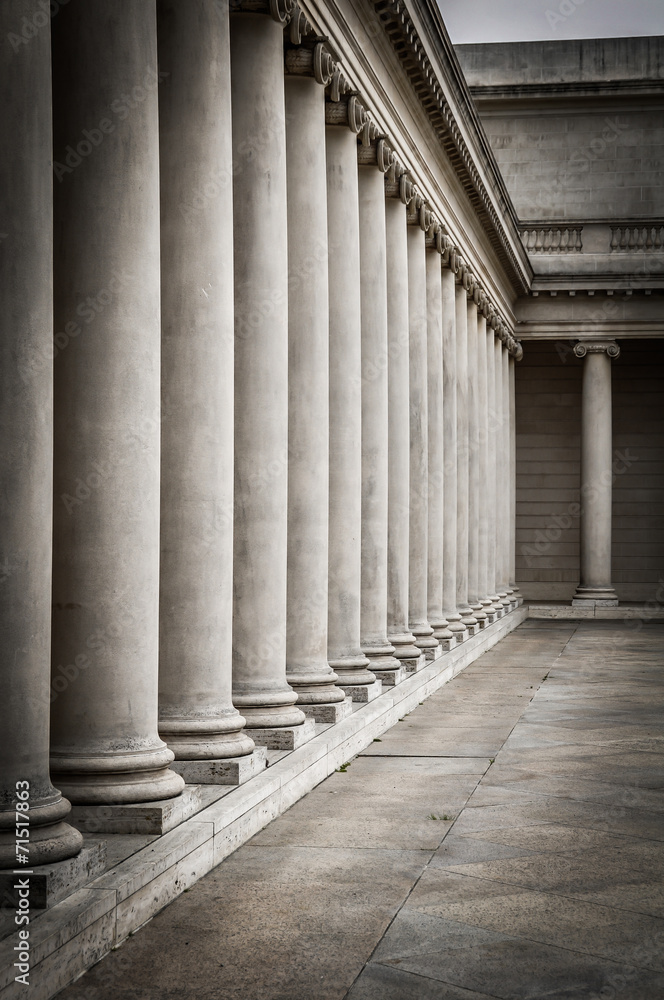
[573,340,621,359]
[369,0,531,296]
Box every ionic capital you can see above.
[573,340,620,359]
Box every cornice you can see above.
[369,0,532,297]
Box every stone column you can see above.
[230,13,307,739]
[476,312,495,622]
[0,0,82,865]
[466,299,487,627]
[408,223,438,654]
[427,246,454,650]
[502,346,517,608]
[509,353,523,604]
[283,64,347,720]
[359,161,400,678]
[385,188,420,671]
[442,268,468,642]
[157,0,256,779]
[494,342,511,610]
[494,338,510,611]
[50,0,184,804]
[455,283,478,632]
[485,324,502,618]
[572,340,620,607]
[325,104,377,699]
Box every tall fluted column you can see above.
[230,13,305,733]
[326,109,376,696]
[509,354,523,604]
[494,338,510,610]
[50,0,184,803]
[455,283,478,632]
[486,325,502,618]
[385,191,420,669]
[283,69,346,716]
[442,269,468,641]
[476,312,494,622]
[157,0,255,771]
[408,224,438,654]
[359,163,400,676]
[427,248,454,649]
[502,346,516,608]
[572,341,620,607]
[466,299,487,627]
[0,0,82,864]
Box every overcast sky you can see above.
[439,0,664,44]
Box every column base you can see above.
[285,670,346,706]
[50,747,186,806]
[573,586,619,607]
[170,747,267,785]
[0,794,83,869]
[412,623,438,653]
[329,653,376,688]
[159,721,256,761]
[389,631,421,661]
[299,697,353,724]
[69,785,204,836]
[363,641,401,673]
[448,622,469,642]
[0,842,106,911]
[248,718,316,750]
[337,679,382,703]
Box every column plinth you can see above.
[230,13,305,729]
[0,0,82,864]
[326,123,376,690]
[50,0,183,804]
[572,341,620,607]
[157,0,254,764]
[359,166,400,674]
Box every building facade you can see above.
[0,1,661,995]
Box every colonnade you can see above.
[0,0,522,869]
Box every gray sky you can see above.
[438,0,664,43]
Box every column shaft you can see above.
[326,127,374,687]
[385,199,419,663]
[509,355,521,603]
[157,0,253,760]
[476,313,493,617]
[408,226,437,650]
[359,166,399,671]
[486,326,501,614]
[502,347,515,605]
[494,343,510,608]
[284,75,343,705]
[573,343,620,605]
[455,285,477,627]
[466,300,487,624]
[0,0,82,864]
[442,270,467,640]
[50,0,183,803]
[230,14,304,728]
[427,251,453,643]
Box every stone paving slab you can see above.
[56,621,664,1000]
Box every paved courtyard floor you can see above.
[59,620,664,1000]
